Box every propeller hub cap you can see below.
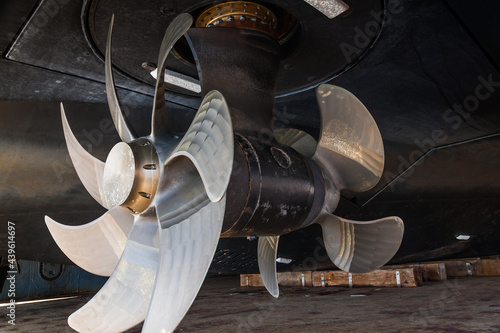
[103,142,136,207]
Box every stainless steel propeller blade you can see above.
[47,13,235,333]
[68,210,159,332]
[105,14,137,143]
[45,8,406,332]
[44,206,133,276]
[144,194,226,331]
[313,84,384,193]
[258,236,280,298]
[168,90,233,202]
[274,85,404,274]
[151,13,193,138]
[274,128,317,158]
[145,90,233,331]
[303,0,350,19]
[60,103,109,209]
[317,212,404,273]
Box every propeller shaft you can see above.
[222,135,326,236]
[186,27,280,134]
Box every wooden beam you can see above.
[385,263,447,281]
[441,259,476,277]
[311,268,423,288]
[240,273,264,287]
[240,258,500,290]
[240,271,313,287]
[475,259,500,276]
[439,259,500,277]
[242,268,423,288]
[278,271,313,287]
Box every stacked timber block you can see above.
[240,271,314,287]
[311,268,423,287]
[436,258,500,277]
[240,268,422,288]
[239,257,500,288]
[385,263,447,281]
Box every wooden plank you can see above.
[428,258,500,277]
[278,271,313,287]
[240,271,313,287]
[425,263,447,281]
[442,260,474,277]
[385,263,447,281]
[240,259,500,288]
[475,259,500,276]
[240,274,264,287]
[311,268,423,288]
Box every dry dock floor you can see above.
[2,275,500,332]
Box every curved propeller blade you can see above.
[145,87,233,329]
[143,196,226,332]
[68,210,159,332]
[60,103,109,209]
[313,84,384,192]
[105,14,137,143]
[317,212,404,273]
[45,207,133,276]
[169,90,233,202]
[151,13,193,138]
[258,236,280,298]
[274,128,317,158]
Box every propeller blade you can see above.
[105,14,138,143]
[68,210,159,332]
[151,13,193,138]
[143,197,225,332]
[313,84,384,192]
[145,105,233,330]
[258,236,280,298]
[274,128,317,158]
[44,207,133,276]
[60,103,109,208]
[169,90,233,202]
[317,212,404,273]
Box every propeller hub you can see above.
[103,142,136,208]
[103,139,160,213]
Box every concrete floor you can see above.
[2,275,500,332]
